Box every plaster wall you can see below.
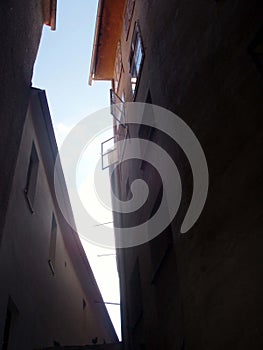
[0,0,44,240]
[0,90,118,349]
[110,1,263,349]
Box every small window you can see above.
[123,0,135,39]
[114,41,123,93]
[48,214,57,275]
[110,89,126,130]
[129,22,145,98]
[101,136,118,170]
[24,142,39,212]
[125,177,131,198]
[108,90,128,168]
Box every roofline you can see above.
[43,0,57,31]
[89,0,105,85]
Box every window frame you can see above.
[123,0,136,40]
[24,142,39,213]
[48,214,57,275]
[114,41,123,93]
[110,89,126,130]
[129,22,145,100]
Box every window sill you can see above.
[48,259,55,276]
[24,189,34,214]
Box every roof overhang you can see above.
[89,0,125,85]
[43,0,57,30]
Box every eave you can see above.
[89,0,125,85]
[43,0,57,30]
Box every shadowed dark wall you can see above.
[107,1,263,349]
[0,0,44,240]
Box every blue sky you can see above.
[32,0,121,340]
[33,0,110,124]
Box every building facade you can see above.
[0,88,119,349]
[0,2,120,349]
[90,1,263,349]
[0,0,56,246]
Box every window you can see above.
[24,142,39,213]
[114,41,123,93]
[48,214,57,275]
[129,22,145,98]
[125,177,132,199]
[110,89,126,130]
[108,90,128,168]
[123,0,135,39]
[120,91,126,126]
[101,136,118,170]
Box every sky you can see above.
[32,0,121,340]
